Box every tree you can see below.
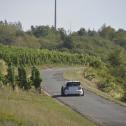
[30,25,50,37]
[108,50,126,90]
[113,29,126,49]
[16,21,23,30]
[77,28,87,36]
[63,35,75,49]
[88,29,97,36]
[58,28,66,40]
[99,24,115,40]
[108,50,125,66]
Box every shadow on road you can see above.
[52,95,62,98]
[52,94,82,98]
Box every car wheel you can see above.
[61,86,64,96]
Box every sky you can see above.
[0,0,126,31]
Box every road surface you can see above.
[41,68,126,126]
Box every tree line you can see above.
[0,20,126,57]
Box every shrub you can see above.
[18,66,30,90]
[31,66,42,90]
[98,80,115,92]
[6,63,15,90]
[122,92,126,102]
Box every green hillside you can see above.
[0,21,126,59]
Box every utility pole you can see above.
[54,0,57,29]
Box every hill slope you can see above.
[0,21,126,60]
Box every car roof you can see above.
[64,81,81,86]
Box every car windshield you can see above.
[66,82,80,87]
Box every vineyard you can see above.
[0,44,103,67]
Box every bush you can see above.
[122,92,126,102]
[31,66,42,90]
[89,60,102,68]
[85,74,95,81]
[18,66,31,90]
[98,80,115,92]
[6,63,15,89]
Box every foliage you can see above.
[98,79,115,92]
[1,62,42,91]
[0,44,103,67]
[77,28,87,36]
[99,24,115,40]
[108,50,126,89]
[0,21,40,48]
[122,92,126,101]
[0,20,126,59]
[108,50,125,66]
[62,35,75,49]
[31,66,36,83]
[31,66,42,89]
[18,66,30,90]
[83,66,124,99]
[6,63,15,89]
[113,29,126,49]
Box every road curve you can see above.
[41,68,126,126]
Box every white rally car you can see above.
[61,81,84,96]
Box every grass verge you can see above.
[0,87,96,126]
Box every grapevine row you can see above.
[0,45,103,67]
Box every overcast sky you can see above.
[0,0,126,31]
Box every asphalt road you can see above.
[41,68,126,126]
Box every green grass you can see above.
[0,87,96,126]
